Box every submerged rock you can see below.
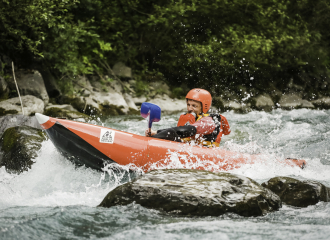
[262,177,330,207]
[99,169,281,217]
[0,126,47,173]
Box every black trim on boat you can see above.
[45,121,116,171]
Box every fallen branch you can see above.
[11,62,24,115]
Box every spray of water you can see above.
[1,109,330,209]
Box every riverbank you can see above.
[1,62,330,119]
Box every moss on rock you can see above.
[0,107,18,116]
[44,107,91,120]
[100,104,125,116]
[1,127,20,153]
[262,176,330,207]
[0,126,48,173]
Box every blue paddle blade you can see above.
[140,102,161,128]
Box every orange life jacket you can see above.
[177,113,231,147]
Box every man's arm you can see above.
[191,116,216,135]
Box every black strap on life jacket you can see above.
[202,114,222,142]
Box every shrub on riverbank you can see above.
[1,0,330,97]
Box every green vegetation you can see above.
[1,0,330,96]
[0,127,20,153]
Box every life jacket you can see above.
[177,113,230,147]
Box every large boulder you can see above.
[90,77,123,93]
[113,62,132,78]
[262,177,330,207]
[123,93,138,111]
[278,94,314,109]
[312,97,330,109]
[149,81,171,96]
[149,94,186,113]
[58,95,101,115]
[0,126,47,173]
[132,95,147,107]
[72,75,94,94]
[7,70,49,105]
[44,105,91,120]
[0,114,41,137]
[90,91,129,115]
[39,68,61,98]
[251,94,274,111]
[0,95,44,116]
[99,169,281,217]
[0,75,9,99]
[60,76,131,116]
[223,100,251,113]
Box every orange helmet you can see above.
[186,88,212,113]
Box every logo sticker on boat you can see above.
[100,129,115,144]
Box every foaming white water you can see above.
[0,140,119,208]
[2,109,330,209]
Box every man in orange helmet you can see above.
[145,88,231,147]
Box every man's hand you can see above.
[145,129,157,137]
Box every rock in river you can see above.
[262,177,330,207]
[0,126,47,173]
[99,169,281,217]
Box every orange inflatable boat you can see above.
[35,113,306,172]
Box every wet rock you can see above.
[7,70,49,105]
[44,106,91,120]
[262,177,330,207]
[224,101,241,110]
[58,95,101,115]
[123,93,138,111]
[90,91,129,115]
[0,95,44,116]
[132,95,147,106]
[150,81,171,96]
[72,75,94,93]
[223,101,251,113]
[0,114,41,136]
[0,126,47,173]
[278,94,314,109]
[149,94,186,113]
[0,75,9,100]
[123,82,135,94]
[46,104,77,112]
[109,79,123,93]
[312,97,330,109]
[99,169,281,217]
[39,68,61,98]
[113,62,132,78]
[252,94,274,111]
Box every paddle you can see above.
[140,102,161,136]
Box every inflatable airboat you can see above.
[35,113,306,172]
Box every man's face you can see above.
[187,99,202,115]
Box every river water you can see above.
[1,109,330,239]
